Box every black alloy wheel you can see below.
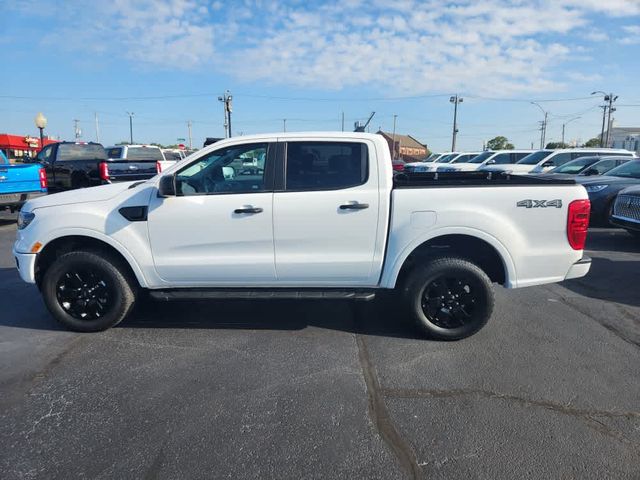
[420,275,479,329]
[56,269,115,320]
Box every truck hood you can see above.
[24,182,140,211]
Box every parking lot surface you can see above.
[1,212,639,479]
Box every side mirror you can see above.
[158,174,176,197]
[486,159,495,165]
[542,160,554,168]
[583,168,598,176]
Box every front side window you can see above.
[492,153,511,165]
[285,141,368,191]
[176,143,268,195]
[590,160,615,174]
[549,152,572,166]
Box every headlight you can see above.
[17,211,35,230]
[585,185,608,193]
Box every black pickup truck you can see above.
[33,142,159,192]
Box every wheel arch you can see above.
[35,233,148,288]
[382,228,517,289]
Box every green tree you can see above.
[545,142,569,149]
[486,136,514,150]
[583,137,601,147]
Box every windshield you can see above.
[605,160,640,179]
[57,144,107,161]
[517,150,553,165]
[469,151,494,164]
[126,147,164,161]
[551,157,599,174]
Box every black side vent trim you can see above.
[119,206,148,222]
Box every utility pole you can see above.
[94,112,100,143]
[283,119,287,132]
[73,119,81,140]
[450,95,463,151]
[341,112,345,132]
[591,91,618,147]
[218,90,233,138]
[391,114,397,160]
[126,112,134,144]
[187,120,193,149]
[531,102,548,149]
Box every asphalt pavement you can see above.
[0,211,638,479]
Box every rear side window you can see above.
[285,142,368,191]
[511,152,530,162]
[492,153,511,165]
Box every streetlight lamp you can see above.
[561,116,581,146]
[530,102,548,149]
[449,95,463,151]
[34,112,47,150]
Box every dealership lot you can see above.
[0,214,638,479]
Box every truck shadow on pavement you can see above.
[123,294,425,340]
[585,228,640,254]
[0,266,423,339]
[562,256,640,307]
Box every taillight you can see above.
[156,161,162,173]
[99,162,110,181]
[38,168,47,190]
[567,199,590,250]
[393,163,404,172]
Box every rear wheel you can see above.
[41,250,137,332]
[403,257,494,340]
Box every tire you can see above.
[402,257,494,340]
[41,250,137,332]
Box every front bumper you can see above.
[610,215,640,233]
[564,256,591,281]
[13,247,37,284]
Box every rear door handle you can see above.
[234,207,263,214]
[339,203,369,210]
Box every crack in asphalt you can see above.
[355,335,421,480]
[382,387,640,448]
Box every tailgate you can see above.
[0,164,43,194]
[105,160,158,182]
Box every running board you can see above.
[149,288,377,301]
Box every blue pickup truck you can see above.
[0,150,47,212]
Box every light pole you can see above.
[561,116,581,146]
[391,114,397,160]
[126,112,135,144]
[34,112,47,150]
[530,102,548,149]
[450,95,463,151]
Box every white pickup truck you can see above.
[13,133,592,340]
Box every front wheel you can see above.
[41,250,137,332]
[403,257,494,340]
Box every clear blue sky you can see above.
[1,0,639,152]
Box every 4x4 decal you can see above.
[517,199,563,208]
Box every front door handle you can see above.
[339,202,369,210]
[234,207,263,214]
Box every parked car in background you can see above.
[14,132,591,340]
[576,160,640,226]
[483,148,635,174]
[0,149,47,212]
[162,149,187,162]
[106,144,177,173]
[610,185,640,238]
[404,152,482,173]
[440,150,532,172]
[35,142,160,192]
[547,156,632,176]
